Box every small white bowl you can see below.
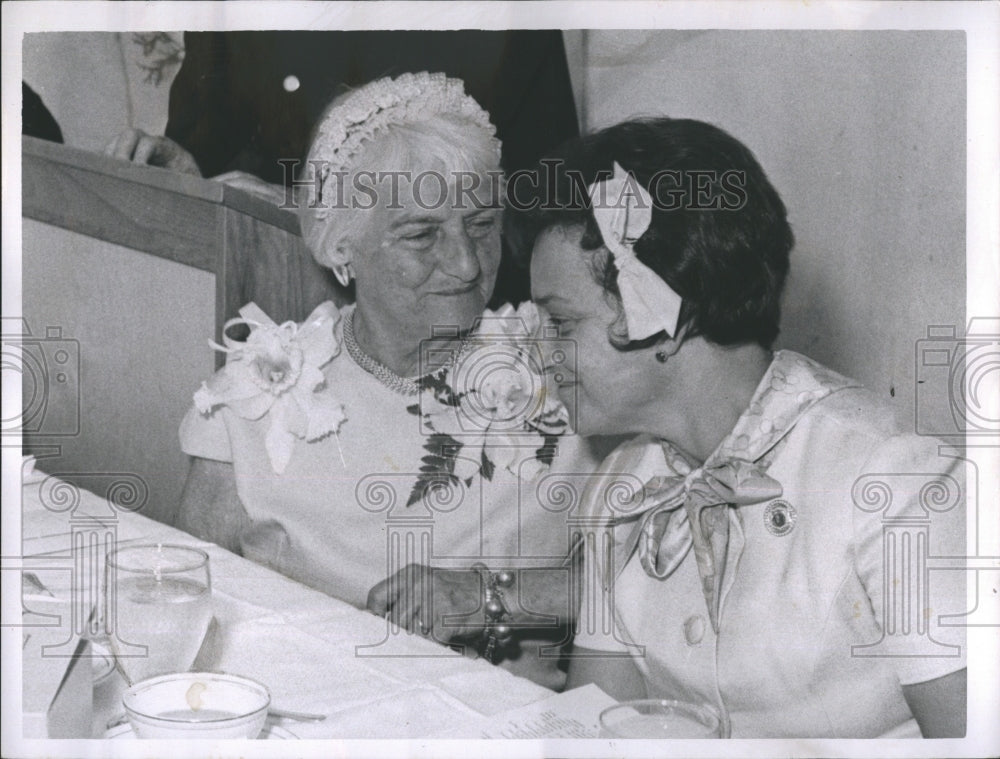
[123,672,270,739]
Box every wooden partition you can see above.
[19,137,346,525]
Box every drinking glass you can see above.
[599,699,727,738]
[104,544,212,684]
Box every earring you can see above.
[655,350,668,363]
[332,264,352,287]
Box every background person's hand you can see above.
[366,563,485,643]
[104,128,201,175]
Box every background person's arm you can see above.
[104,128,201,174]
[103,130,291,204]
[105,33,254,179]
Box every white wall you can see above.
[576,30,966,431]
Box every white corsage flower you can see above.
[194,301,346,474]
[407,302,570,502]
[459,301,569,435]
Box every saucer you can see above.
[104,718,296,740]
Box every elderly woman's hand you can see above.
[366,563,485,642]
[105,128,201,175]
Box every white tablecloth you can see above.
[16,462,553,740]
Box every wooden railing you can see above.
[22,136,345,349]
[18,137,345,525]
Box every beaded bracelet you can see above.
[471,563,516,663]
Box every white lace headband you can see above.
[306,72,501,221]
[588,162,683,341]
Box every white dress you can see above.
[574,351,967,736]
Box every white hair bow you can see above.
[588,162,683,340]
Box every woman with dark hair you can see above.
[520,118,966,737]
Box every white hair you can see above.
[300,112,503,270]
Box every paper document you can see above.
[441,683,618,739]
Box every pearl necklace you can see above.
[343,310,469,397]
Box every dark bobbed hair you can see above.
[515,117,793,349]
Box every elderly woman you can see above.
[175,73,596,688]
[519,118,967,736]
